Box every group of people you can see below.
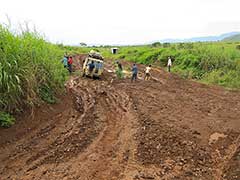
[116,56,172,82]
[62,54,173,80]
[87,60,102,74]
[62,55,73,73]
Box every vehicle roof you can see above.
[86,57,104,63]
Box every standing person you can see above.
[116,61,123,79]
[88,61,95,77]
[144,65,152,80]
[131,64,138,82]
[167,57,172,72]
[95,61,101,74]
[68,56,73,73]
[62,55,68,68]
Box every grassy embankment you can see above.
[0,25,68,127]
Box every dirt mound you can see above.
[0,55,239,180]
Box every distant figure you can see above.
[131,64,138,82]
[68,56,73,73]
[144,65,152,80]
[167,57,172,72]
[116,61,123,79]
[62,56,68,68]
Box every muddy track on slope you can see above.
[0,55,240,180]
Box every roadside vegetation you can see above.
[74,42,240,89]
[0,24,68,127]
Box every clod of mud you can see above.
[209,132,227,145]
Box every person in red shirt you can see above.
[68,56,73,73]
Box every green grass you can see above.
[0,24,68,127]
[0,112,15,128]
[39,85,57,104]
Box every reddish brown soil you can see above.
[0,55,239,180]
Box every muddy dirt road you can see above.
[0,55,240,180]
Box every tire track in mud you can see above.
[25,79,111,172]
[3,74,138,180]
[74,81,135,179]
[115,77,240,180]
[48,77,138,180]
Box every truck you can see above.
[82,50,104,78]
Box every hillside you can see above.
[159,32,240,43]
[0,55,239,180]
[223,34,240,42]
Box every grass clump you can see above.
[0,112,15,128]
[39,85,57,104]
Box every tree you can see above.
[79,42,87,46]
[163,43,171,48]
[152,42,161,47]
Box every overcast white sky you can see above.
[0,0,240,45]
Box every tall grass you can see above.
[0,24,68,115]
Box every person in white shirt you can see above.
[167,57,172,72]
[144,65,152,80]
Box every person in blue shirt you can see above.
[131,64,138,82]
[88,61,95,76]
[95,61,101,73]
[62,56,68,68]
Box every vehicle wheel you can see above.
[82,71,86,77]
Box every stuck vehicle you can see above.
[82,51,104,78]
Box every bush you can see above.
[152,42,161,47]
[163,43,171,48]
